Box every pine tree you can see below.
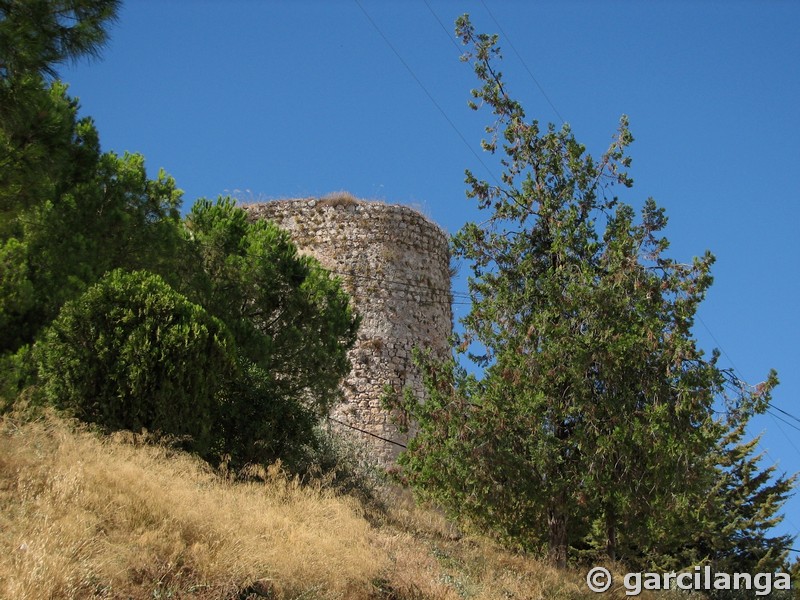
[708,418,795,574]
[0,0,120,81]
[391,15,787,569]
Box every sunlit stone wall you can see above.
[244,195,452,465]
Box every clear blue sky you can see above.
[60,1,800,555]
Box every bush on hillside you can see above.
[185,197,360,471]
[211,356,319,471]
[34,268,235,454]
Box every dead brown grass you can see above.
[318,192,361,208]
[0,414,671,599]
[0,415,383,599]
[370,490,667,600]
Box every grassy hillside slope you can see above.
[0,415,665,599]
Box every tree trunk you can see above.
[605,501,617,562]
[548,503,568,568]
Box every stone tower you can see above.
[244,194,452,465]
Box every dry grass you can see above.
[370,491,667,600]
[318,192,361,208]
[0,414,671,599]
[0,415,383,599]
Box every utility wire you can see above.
[478,0,566,125]
[767,410,800,435]
[765,416,800,474]
[355,0,800,543]
[425,0,567,126]
[422,0,463,56]
[771,405,800,426]
[757,415,800,548]
[710,328,800,541]
[424,0,800,451]
[700,314,800,446]
[714,378,800,434]
[328,416,407,448]
[352,0,501,186]
[698,315,743,380]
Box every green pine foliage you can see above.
[0,237,33,349]
[0,0,120,81]
[706,422,796,575]
[389,14,793,573]
[184,197,360,470]
[1,2,360,478]
[2,2,795,580]
[0,74,185,353]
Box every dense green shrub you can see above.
[35,269,235,454]
[0,237,34,353]
[0,345,34,412]
[212,356,383,499]
[1,2,361,481]
[185,197,360,471]
[211,356,318,471]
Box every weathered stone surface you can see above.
[244,194,452,465]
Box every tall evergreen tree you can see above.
[391,15,788,569]
[0,0,120,81]
[0,0,183,359]
[706,418,795,574]
[1,1,361,480]
[0,76,184,355]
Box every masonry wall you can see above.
[244,195,452,465]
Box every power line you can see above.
[711,331,800,539]
[330,266,469,299]
[327,416,407,449]
[700,314,800,448]
[422,0,463,56]
[354,3,800,438]
[697,315,743,381]
[335,267,800,438]
[771,405,800,426]
[760,414,800,541]
[767,407,800,434]
[353,3,798,541]
[763,409,800,458]
[352,0,501,186]
[478,0,566,125]
[425,0,567,125]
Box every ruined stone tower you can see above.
[244,194,452,465]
